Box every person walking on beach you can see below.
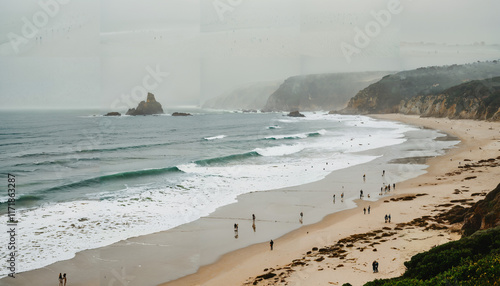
[363,207,366,214]
[252,214,255,221]
[368,206,371,214]
[393,183,395,190]
[300,212,303,219]
[270,239,274,250]
[382,170,385,176]
[388,214,391,223]
[372,260,379,273]
[333,194,335,203]
[384,214,388,223]
[360,190,363,199]
[58,273,63,286]
[63,273,67,286]
[341,192,344,202]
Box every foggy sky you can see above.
[0,0,499,110]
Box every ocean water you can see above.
[0,110,457,276]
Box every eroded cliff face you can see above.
[462,182,500,236]
[263,71,390,112]
[398,77,500,120]
[399,95,500,120]
[342,61,500,119]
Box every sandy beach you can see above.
[162,114,500,286]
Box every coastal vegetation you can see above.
[364,183,500,286]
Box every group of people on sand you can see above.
[333,190,345,203]
[385,214,391,223]
[233,212,308,250]
[58,273,67,286]
[380,183,395,195]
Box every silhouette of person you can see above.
[270,239,274,250]
[372,260,379,273]
[58,273,63,286]
[63,273,67,286]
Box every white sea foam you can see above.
[254,144,304,156]
[267,125,281,129]
[204,135,226,140]
[265,129,326,140]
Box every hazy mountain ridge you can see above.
[202,81,281,110]
[262,72,391,112]
[341,61,500,119]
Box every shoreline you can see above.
[2,114,497,286]
[162,114,500,286]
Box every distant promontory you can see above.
[126,93,164,116]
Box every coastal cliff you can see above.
[263,71,390,112]
[399,77,500,120]
[126,93,164,115]
[462,182,500,236]
[341,61,500,120]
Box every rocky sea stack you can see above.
[104,112,121,116]
[287,111,305,117]
[126,93,164,116]
[172,112,192,116]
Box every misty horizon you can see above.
[1,0,500,110]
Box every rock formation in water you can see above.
[171,112,192,116]
[126,93,164,116]
[287,111,305,117]
[104,112,121,116]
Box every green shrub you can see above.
[403,226,500,280]
[363,227,500,286]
